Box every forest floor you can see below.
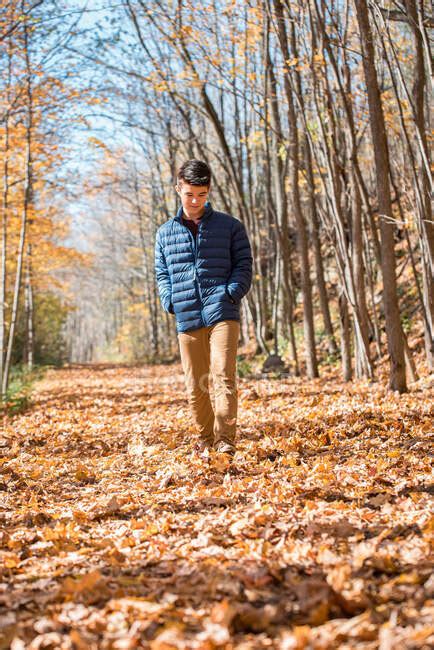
[0,363,433,649]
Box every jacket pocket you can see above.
[224,287,238,305]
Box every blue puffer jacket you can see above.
[155,202,252,333]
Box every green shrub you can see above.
[1,364,46,413]
[12,292,70,366]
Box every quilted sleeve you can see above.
[226,220,253,303]
[154,229,174,314]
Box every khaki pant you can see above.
[178,319,240,447]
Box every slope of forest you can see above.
[1,364,432,649]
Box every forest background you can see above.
[1,2,433,648]
[0,0,433,401]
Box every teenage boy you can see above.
[154,159,252,456]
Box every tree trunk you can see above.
[355,0,406,392]
[339,292,352,381]
[351,168,371,378]
[0,37,12,400]
[305,143,338,356]
[264,19,299,370]
[24,243,34,369]
[272,0,318,378]
[2,12,33,395]
[404,0,434,370]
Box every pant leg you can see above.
[178,327,214,445]
[209,320,240,447]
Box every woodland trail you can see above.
[0,364,433,649]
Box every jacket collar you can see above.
[174,201,213,224]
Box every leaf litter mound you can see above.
[0,363,433,649]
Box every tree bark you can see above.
[355,0,406,392]
[272,0,318,378]
[0,34,12,399]
[2,10,33,395]
[339,291,352,381]
[404,0,434,370]
[24,243,34,369]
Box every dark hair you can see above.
[177,159,211,186]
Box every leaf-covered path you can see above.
[1,364,433,649]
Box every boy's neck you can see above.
[183,208,205,223]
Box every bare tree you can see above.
[355,0,406,392]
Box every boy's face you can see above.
[176,181,210,218]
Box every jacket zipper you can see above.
[195,224,207,325]
[182,220,207,327]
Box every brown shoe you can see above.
[193,440,212,456]
[214,441,236,456]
